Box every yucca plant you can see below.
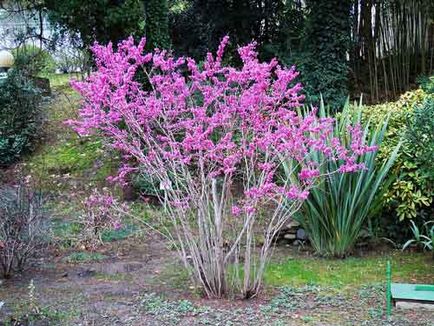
[285,100,400,257]
[402,220,434,253]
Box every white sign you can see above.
[159,179,172,190]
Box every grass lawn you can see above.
[265,251,433,290]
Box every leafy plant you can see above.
[132,172,161,198]
[0,71,43,166]
[45,0,145,49]
[12,45,56,76]
[402,220,433,252]
[298,0,352,109]
[290,100,399,257]
[363,87,433,220]
[62,251,107,263]
[405,91,434,180]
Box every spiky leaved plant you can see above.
[286,100,400,257]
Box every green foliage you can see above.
[290,101,398,257]
[100,224,136,242]
[12,45,56,76]
[363,87,433,220]
[45,0,145,48]
[402,220,433,252]
[132,173,161,197]
[417,75,434,94]
[0,71,43,166]
[405,92,434,180]
[62,251,108,263]
[170,0,287,60]
[298,0,352,109]
[261,286,327,313]
[145,0,171,49]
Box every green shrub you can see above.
[12,45,56,77]
[362,86,434,220]
[0,71,43,166]
[405,91,434,180]
[289,101,399,257]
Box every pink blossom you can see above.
[231,206,242,216]
[69,36,376,218]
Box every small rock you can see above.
[284,233,296,240]
[78,268,96,277]
[296,228,307,240]
[286,220,300,228]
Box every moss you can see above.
[22,80,119,192]
[33,137,102,174]
[27,133,119,192]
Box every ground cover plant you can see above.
[69,36,377,298]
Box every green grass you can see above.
[23,78,118,192]
[94,272,133,282]
[264,251,433,289]
[31,137,103,175]
[27,134,118,191]
[41,72,83,89]
[62,252,108,263]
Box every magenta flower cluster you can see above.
[83,189,124,233]
[68,36,376,213]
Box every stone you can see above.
[283,233,296,240]
[395,301,434,311]
[296,228,307,240]
[78,268,96,278]
[286,220,300,229]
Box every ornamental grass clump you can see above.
[68,36,375,298]
[290,101,399,258]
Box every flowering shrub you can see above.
[69,36,375,298]
[80,189,126,248]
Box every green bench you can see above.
[386,261,434,316]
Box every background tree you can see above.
[44,0,145,49]
[145,0,170,49]
[169,0,287,60]
[298,0,352,109]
